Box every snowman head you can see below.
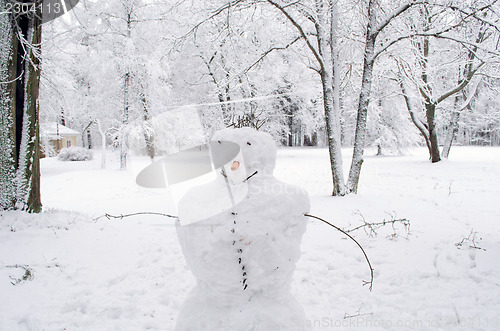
[212,127,277,178]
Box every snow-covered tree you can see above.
[0,0,42,212]
[451,74,500,147]
[261,0,431,193]
[395,1,500,162]
[162,0,323,147]
[365,75,421,155]
[39,0,174,167]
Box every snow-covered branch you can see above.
[432,1,500,34]
[457,77,482,112]
[398,78,430,141]
[373,32,500,61]
[437,62,485,104]
[372,1,422,39]
[266,0,324,71]
[182,0,248,39]
[372,1,500,61]
[240,35,302,76]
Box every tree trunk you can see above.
[0,1,17,210]
[140,93,156,160]
[321,71,345,196]
[16,8,43,212]
[316,0,345,196]
[60,107,66,126]
[346,0,377,193]
[418,5,440,162]
[96,119,107,169]
[87,130,92,149]
[82,121,93,148]
[399,78,432,156]
[120,10,133,170]
[266,0,346,195]
[0,3,42,212]
[121,71,130,170]
[329,0,346,196]
[441,96,461,159]
[426,102,441,162]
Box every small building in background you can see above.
[40,122,81,157]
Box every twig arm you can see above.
[94,212,178,222]
[305,213,374,291]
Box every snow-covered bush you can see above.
[40,137,57,158]
[57,147,93,161]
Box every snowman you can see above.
[175,127,310,331]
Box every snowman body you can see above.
[175,128,309,331]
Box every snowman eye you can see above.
[247,142,252,146]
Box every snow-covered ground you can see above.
[1,146,499,330]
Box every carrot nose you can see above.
[230,161,240,171]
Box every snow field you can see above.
[281,147,500,330]
[0,146,499,330]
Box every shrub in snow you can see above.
[57,147,93,161]
[40,137,57,157]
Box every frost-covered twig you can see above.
[456,229,486,251]
[343,305,373,320]
[93,212,178,222]
[348,211,411,240]
[305,214,374,291]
